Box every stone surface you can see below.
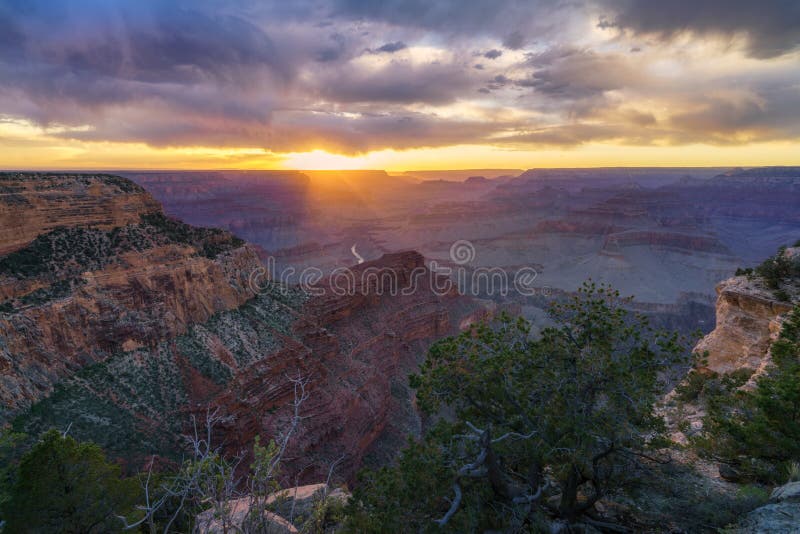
[771,481,800,503]
[733,502,800,533]
[695,273,794,374]
[0,173,161,255]
[195,497,299,534]
[194,483,350,533]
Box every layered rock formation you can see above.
[0,173,161,255]
[0,174,256,418]
[695,255,796,374]
[3,173,482,483]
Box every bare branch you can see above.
[434,483,463,527]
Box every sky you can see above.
[0,0,798,170]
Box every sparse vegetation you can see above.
[694,306,800,483]
[754,245,800,290]
[12,286,303,465]
[0,213,244,282]
[734,244,800,300]
[346,283,688,531]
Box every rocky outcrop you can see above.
[195,483,350,533]
[695,275,794,374]
[732,482,800,533]
[0,173,161,255]
[0,244,260,416]
[0,174,257,417]
[209,250,476,482]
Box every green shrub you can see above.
[0,214,245,282]
[675,370,717,402]
[695,306,800,483]
[754,246,800,291]
[1,430,141,533]
[347,283,687,530]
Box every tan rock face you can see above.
[695,275,793,374]
[0,173,161,255]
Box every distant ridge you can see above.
[398,169,522,181]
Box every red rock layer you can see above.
[209,251,479,482]
[0,173,161,255]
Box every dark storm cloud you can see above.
[483,49,503,59]
[516,47,640,100]
[0,0,288,130]
[0,1,288,84]
[373,41,408,53]
[596,0,800,58]
[333,0,522,33]
[314,61,476,105]
[331,0,573,43]
[502,31,527,50]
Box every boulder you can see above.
[733,502,800,533]
[771,481,800,503]
[194,497,298,534]
[194,484,351,533]
[718,463,743,482]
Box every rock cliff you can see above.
[0,172,161,255]
[695,251,797,374]
[0,173,256,418]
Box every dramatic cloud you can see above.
[596,0,800,58]
[0,0,797,157]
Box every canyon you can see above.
[2,169,799,532]
[122,167,800,341]
[0,173,485,482]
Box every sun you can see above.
[281,149,368,170]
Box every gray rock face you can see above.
[772,481,800,503]
[734,502,800,533]
[734,483,800,533]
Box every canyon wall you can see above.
[2,173,482,483]
[0,173,161,255]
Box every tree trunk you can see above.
[558,467,580,522]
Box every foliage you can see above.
[695,306,800,483]
[345,428,496,533]
[675,369,717,402]
[0,430,28,512]
[0,213,244,282]
[1,430,141,533]
[346,282,687,530]
[753,245,800,291]
[619,460,768,532]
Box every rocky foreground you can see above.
[0,173,486,482]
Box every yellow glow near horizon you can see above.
[1,119,799,171]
